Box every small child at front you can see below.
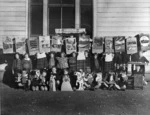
[49,66,57,91]
[40,69,48,91]
[61,69,73,91]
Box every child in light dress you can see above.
[61,69,73,91]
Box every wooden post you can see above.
[43,0,48,36]
[75,0,80,29]
[93,0,97,38]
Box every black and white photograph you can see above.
[0,0,150,115]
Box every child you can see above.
[84,73,94,90]
[75,69,85,91]
[40,69,48,91]
[30,70,40,91]
[12,53,22,83]
[84,50,91,73]
[61,69,73,91]
[48,52,56,70]
[94,72,103,89]
[117,70,128,91]
[104,71,120,90]
[49,66,57,91]
[36,52,48,70]
[19,69,30,90]
[22,53,32,73]
[56,52,68,70]
[69,52,77,72]
[92,53,101,72]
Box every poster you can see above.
[92,37,103,54]
[51,35,63,52]
[39,36,50,53]
[78,35,91,52]
[65,36,77,54]
[139,34,150,51]
[105,36,114,53]
[126,36,137,54]
[28,37,39,55]
[15,37,26,54]
[3,36,14,54]
[114,36,125,52]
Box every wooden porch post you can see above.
[43,0,48,36]
[75,0,80,28]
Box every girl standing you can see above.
[69,52,77,72]
[22,53,32,73]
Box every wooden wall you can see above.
[94,0,150,37]
[0,0,28,48]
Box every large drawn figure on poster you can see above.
[114,36,125,52]
[92,37,103,54]
[39,36,50,53]
[15,37,26,54]
[78,35,91,52]
[3,36,14,54]
[65,36,77,54]
[51,35,63,52]
[126,36,138,54]
[105,36,114,53]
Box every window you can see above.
[81,0,93,36]
[49,0,75,34]
[30,0,43,36]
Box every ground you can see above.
[1,83,150,115]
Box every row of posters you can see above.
[1,34,150,55]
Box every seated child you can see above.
[15,70,22,83]
[104,71,120,90]
[18,69,30,90]
[117,70,128,91]
[61,69,73,91]
[40,69,48,91]
[94,72,103,89]
[83,72,94,90]
[75,69,85,91]
[30,70,41,91]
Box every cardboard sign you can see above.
[105,36,114,53]
[78,35,91,52]
[3,36,14,54]
[39,36,50,53]
[65,36,77,54]
[28,37,39,55]
[126,36,137,54]
[15,37,26,54]
[139,34,150,51]
[55,28,86,34]
[92,37,103,54]
[51,35,63,52]
[114,36,125,52]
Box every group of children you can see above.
[12,50,130,91]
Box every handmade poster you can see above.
[126,36,137,54]
[105,36,114,53]
[78,35,91,52]
[15,37,26,54]
[3,36,14,54]
[39,36,50,53]
[139,34,150,51]
[28,37,39,55]
[51,35,63,52]
[114,36,125,52]
[92,37,103,54]
[65,36,77,54]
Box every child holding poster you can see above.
[69,52,77,72]
[22,53,32,73]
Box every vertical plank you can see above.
[93,0,97,37]
[75,0,80,28]
[43,0,48,36]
